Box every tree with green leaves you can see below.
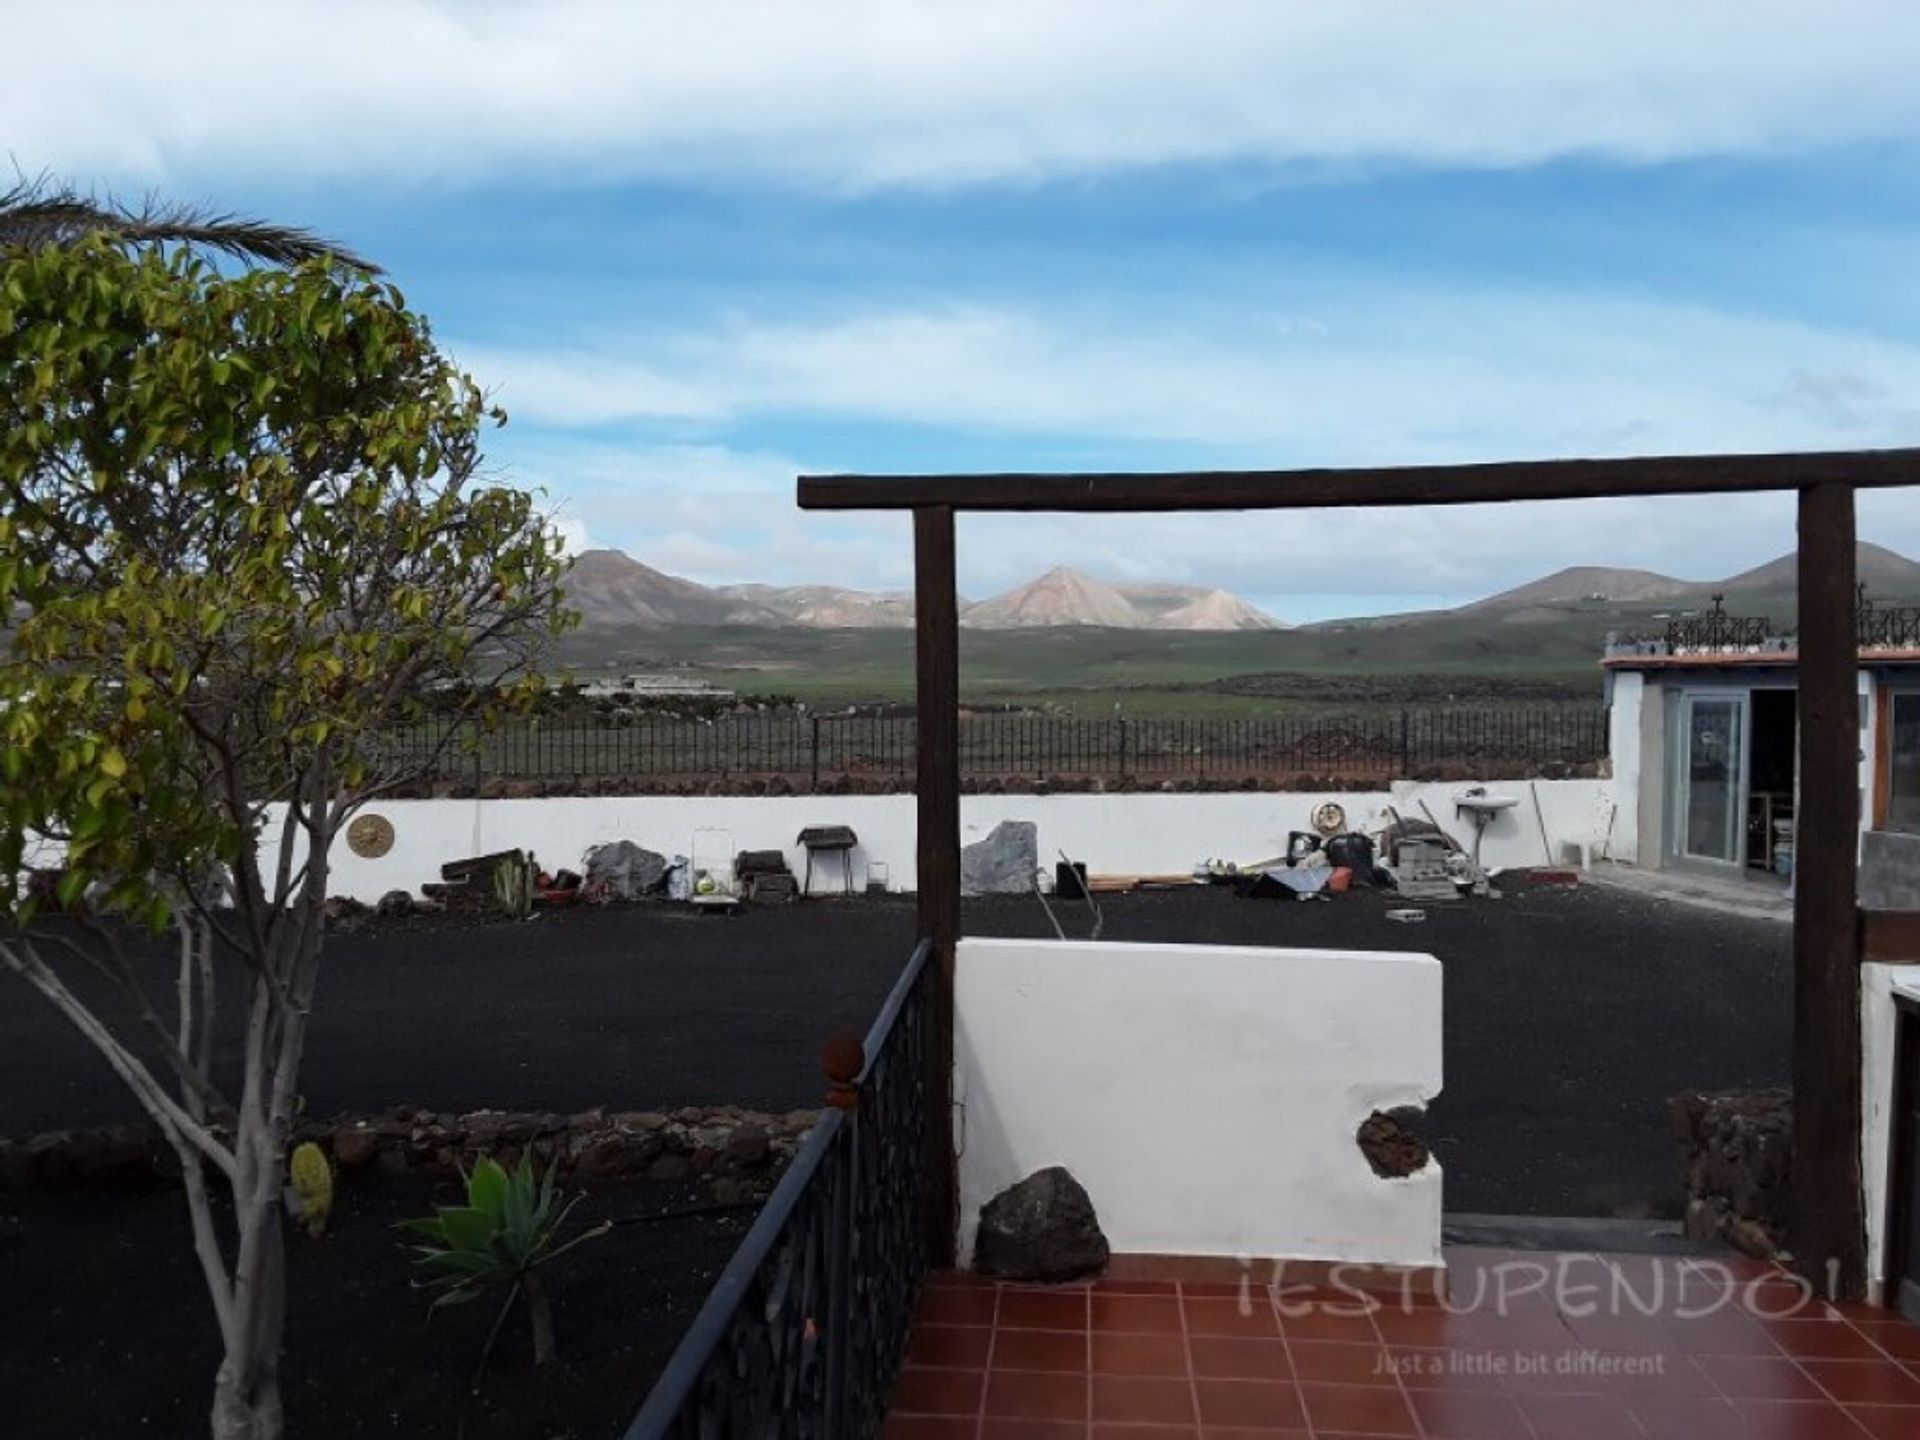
[0,237,572,1440]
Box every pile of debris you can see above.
[371,830,866,918]
[1051,789,1572,908]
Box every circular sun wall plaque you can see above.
[346,813,395,859]
[1310,801,1348,836]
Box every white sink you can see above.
[1453,792,1520,815]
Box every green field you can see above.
[550,610,1621,718]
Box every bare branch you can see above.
[46,918,237,1131]
[0,937,236,1181]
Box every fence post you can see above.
[1399,707,1411,779]
[811,715,822,793]
[1117,717,1129,781]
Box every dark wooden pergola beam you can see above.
[802,448,1891,1297]
[800,447,1920,513]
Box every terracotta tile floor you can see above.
[884,1249,1920,1439]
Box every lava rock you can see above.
[973,1166,1109,1282]
[332,1126,379,1168]
[961,820,1039,897]
[1356,1108,1430,1179]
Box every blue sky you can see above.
[11,2,1920,621]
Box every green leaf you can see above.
[466,1157,509,1224]
[433,1205,498,1256]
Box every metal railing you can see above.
[392,704,1607,788]
[1661,596,1777,654]
[1856,591,1920,649]
[625,939,933,1440]
[1613,588,1920,658]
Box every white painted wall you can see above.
[953,937,1444,1268]
[1607,671,1643,865]
[293,780,1617,901]
[1862,961,1920,1295]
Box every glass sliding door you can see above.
[1890,692,1920,834]
[1670,691,1748,869]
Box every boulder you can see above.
[584,840,668,900]
[961,820,1039,897]
[973,1166,1109,1282]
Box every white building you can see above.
[1603,597,1920,878]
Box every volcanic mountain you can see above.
[962,567,1285,630]
[561,550,786,627]
[562,553,1286,630]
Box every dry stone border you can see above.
[1669,1088,1790,1259]
[1,1103,819,1207]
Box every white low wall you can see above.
[296,779,1616,901]
[954,937,1444,1268]
[1862,962,1920,1296]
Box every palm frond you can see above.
[0,176,379,272]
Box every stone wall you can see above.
[0,1104,818,1206]
[1860,830,1920,912]
[1669,1089,1791,1259]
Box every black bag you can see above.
[1324,832,1376,875]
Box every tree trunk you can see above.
[523,1273,557,1368]
[212,1095,289,1440]
[211,1373,282,1440]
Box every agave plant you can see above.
[401,1154,609,1368]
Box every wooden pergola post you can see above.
[1793,482,1866,1298]
[913,505,961,1266]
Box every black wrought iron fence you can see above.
[394,704,1606,787]
[625,939,933,1440]
[1662,596,1777,653]
[1619,588,1920,656]
[1857,592,1920,649]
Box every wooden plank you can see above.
[1790,481,1867,1300]
[914,504,961,1267]
[798,447,1920,513]
[1863,910,1920,964]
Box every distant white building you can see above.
[1603,596,1920,876]
[573,673,736,701]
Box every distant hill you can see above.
[963,565,1141,629]
[563,550,785,627]
[715,583,920,628]
[1458,565,1692,614]
[956,567,1284,629]
[1449,543,1920,620]
[564,553,1285,632]
[1715,541,1920,597]
[1111,580,1287,631]
[563,543,1920,640]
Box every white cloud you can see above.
[10,2,1920,191]
[465,290,1920,461]
[466,280,1920,610]
[548,514,593,556]
[491,425,1920,621]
